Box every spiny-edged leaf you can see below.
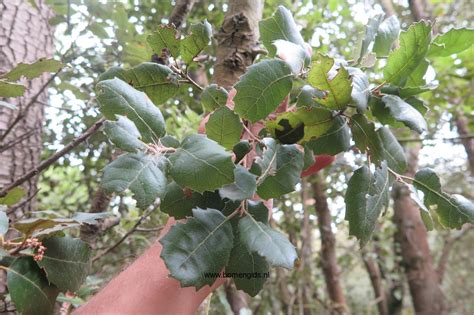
[348,67,369,112]
[266,107,334,143]
[413,168,474,228]
[70,212,112,225]
[180,20,212,64]
[160,181,201,219]
[2,58,62,81]
[383,21,432,86]
[373,15,400,57]
[305,116,351,155]
[98,63,179,105]
[103,116,147,152]
[201,84,228,112]
[147,24,180,57]
[296,85,325,108]
[0,209,8,235]
[247,200,269,223]
[256,143,304,200]
[101,152,167,209]
[7,257,60,315]
[96,78,166,143]
[345,162,390,247]
[308,54,352,110]
[234,59,293,122]
[226,238,269,296]
[358,13,384,63]
[233,140,251,164]
[408,184,434,231]
[0,187,25,206]
[160,208,234,289]
[253,138,278,180]
[219,165,257,201]
[376,127,407,174]
[205,107,243,150]
[427,28,474,58]
[274,39,307,74]
[399,82,437,98]
[405,58,429,87]
[37,237,91,292]
[238,215,297,269]
[169,134,235,193]
[382,95,427,134]
[0,80,25,97]
[259,5,309,59]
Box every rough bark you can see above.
[408,0,431,21]
[213,0,263,90]
[0,0,54,216]
[455,113,474,175]
[392,146,447,315]
[312,173,347,315]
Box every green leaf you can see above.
[7,257,60,315]
[89,22,109,39]
[160,181,201,219]
[376,127,407,174]
[147,24,180,57]
[256,142,304,200]
[14,218,78,237]
[427,28,474,57]
[96,78,166,143]
[405,58,429,87]
[383,21,432,86]
[266,107,334,143]
[0,80,25,97]
[373,15,400,57]
[0,208,8,236]
[381,95,427,134]
[351,114,406,172]
[308,54,352,110]
[0,187,25,205]
[102,152,167,209]
[408,184,434,231]
[253,138,278,182]
[348,67,369,112]
[234,59,293,122]
[345,162,390,247]
[160,208,234,288]
[233,140,251,164]
[206,107,243,150]
[358,13,384,63]
[413,168,474,228]
[201,84,228,112]
[98,63,180,105]
[37,237,91,292]
[103,116,147,152]
[305,116,351,155]
[169,134,235,193]
[273,40,307,73]
[219,165,257,201]
[259,6,309,59]
[226,237,269,297]
[238,215,297,269]
[2,58,62,81]
[303,144,315,170]
[180,20,212,64]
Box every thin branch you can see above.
[93,208,154,262]
[0,69,61,143]
[0,118,105,198]
[398,133,474,143]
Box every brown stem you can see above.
[0,118,105,198]
[362,248,389,315]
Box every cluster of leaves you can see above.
[93,6,474,295]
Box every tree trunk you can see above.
[0,0,54,216]
[213,0,263,313]
[213,0,263,90]
[392,146,447,315]
[312,173,347,315]
[362,247,389,315]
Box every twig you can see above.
[93,208,154,262]
[0,69,61,143]
[398,133,474,143]
[0,118,105,198]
